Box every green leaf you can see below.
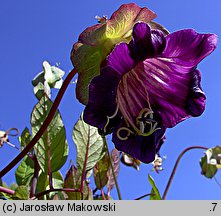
[33,81,51,100]
[8,183,17,191]
[18,127,32,149]
[46,171,64,190]
[200,146,221,178]
[148,174,161,200]
[107,148,120,193]
[32,61,65,100]
[35,172,48,199]
[36,171,64,200]
[12,186,29,200]
[45,63,65,88]
[15,155,34,186]
[73,114,105,173]
[64,165,92,200]
[94,152,110,189]
[31,94,68,173]
[46,171,64,200]
[52,192,66,200]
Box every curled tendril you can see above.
[103,105,119,134]
[117,127,135,140]
[6,128,19,137]
[0,128,20,150]
[117,108,161,141]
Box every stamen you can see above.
[116,108,161,141]
[103,105,119,134]
[117,127,135,141]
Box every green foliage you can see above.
[148,174,161,200]
[73,114,105,173]
[12,186,29,200]
[32,61,65,100]
[31,94,68,173]
[64,165,92,200]
[93,152,110,189]
[15,155,34,186]
[200,146,221,178]
[19,127,32,149]
[107,148,120,193]
[36,171,64,199]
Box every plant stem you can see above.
[30,155,40,198]
[0,186,15,195]
[46,129,53,190]
[103,137,122,200]
[31,188,80,200]
[101,188,106,200]
[134,193,155,200]
[214,176,221,188]
[162,145,208,200]
[0,69,77,178]
[79,127,91,199]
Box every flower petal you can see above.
[83,66,121,132]
[129,22,166,60]
[107,43,135,75]
[112,121,166,163]
[162,29,217,67]
[118,57,207,128]
[187,69,206,117]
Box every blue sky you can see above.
[0,0,220,199]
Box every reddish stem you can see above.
[79,127,91,199]
[46,129,53,190]
[31,188,80,200]
[0,69,77,178]
[101,188,107,200]
[0,186,15,195]
[162,145,208,200]
[30,155,40,197]
[134,193,155,200]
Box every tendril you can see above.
[0,128,20,150]
[117,108,161,141]
[116,127,135,140]
[103,105,119,134]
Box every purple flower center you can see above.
[116,65,161,140]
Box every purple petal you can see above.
[83,66,120,131]
[112,120,166,163]
[162,29,217,67]
[118,57,206,128]
[129,22,166,60]
[187,69,206,117]
[107,43,135,75]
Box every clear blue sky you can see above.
[0,0,220,199]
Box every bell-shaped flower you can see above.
[84,22,217,163]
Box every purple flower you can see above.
[84,22,217,163]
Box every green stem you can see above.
[162,145,208,200]
[103,137,122,200]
